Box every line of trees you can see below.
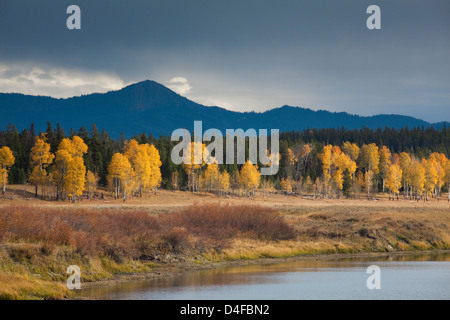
[0,122,449,201]
[281,142,450,201]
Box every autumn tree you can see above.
[429,153,447,199]
[446,161,450,202]
[360,143,379,198]
[284,148,295,179]
[410,159,425,200]
[360,143,380,174]
[183,142,208,192]
[319,145,356,198]
[379,145,392,192]
[200,162,220,192]
[0,146,15,194]
[364,170,374,199]
[240,160,260,197]
[219,170,230,196]
[399,152,412,199]
[331,147,356,198]
[385,163,402,200]
[280,178,293,194]
[342,142,360,163]
[145,143,163,193]
[85,170,99,200]
[54,136,88,201]
[422,158,438,201]
[122,140,162,197]
[29,133,54,197]
[318,145,333,198]
[66,156,86,202]
[123,139,148,196]
[107,153,133,201]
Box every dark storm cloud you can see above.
[0,0,449,122]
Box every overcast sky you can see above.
[0,0,449,122]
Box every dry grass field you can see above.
[0,185,449,299]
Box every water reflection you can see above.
[77,252,450,300]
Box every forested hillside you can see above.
[0,122,448,201]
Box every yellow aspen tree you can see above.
[331,147,344,196]
[342,141,359,178]
[429,153,447,199]
[29,133,55,197]
[360,143,380,174]
[124,140,150,196]
[54,136,88,201]
[446,160,450,202]
[410,159,425,200]
[360,143,379,198]
[318,145,333,198]
[0,146,15,195]
[280,178,293,194]
[422,158,438,201]
[240,160,260,197]
[342,142,360,162]
[123,141,162,196]
[71,136,88,157]
[385,163,402,200]
[202,162,220,192]
[364,170,374,199]
[107,153,133,201]
[120,159,135,202]
[399,152,412,199]
[331,148,356,198]
[285,148,295,179]
[219,170,230,196]
[85,170,99,200]
[379,145,392,192]
[107,153,124,199]
[145,144,162,194]
[54,148,72,200]
[65,156,86,202]
[183,142,208,192]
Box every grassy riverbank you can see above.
[1,191,449,299]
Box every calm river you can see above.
[77,252,450,300]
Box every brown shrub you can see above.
[0,203,296,261]
[168,203,297,241]
[162,227,190,253]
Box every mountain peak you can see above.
[0,80,444,138]
[121,79,168,92]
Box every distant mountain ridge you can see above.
[0,80,447,137]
